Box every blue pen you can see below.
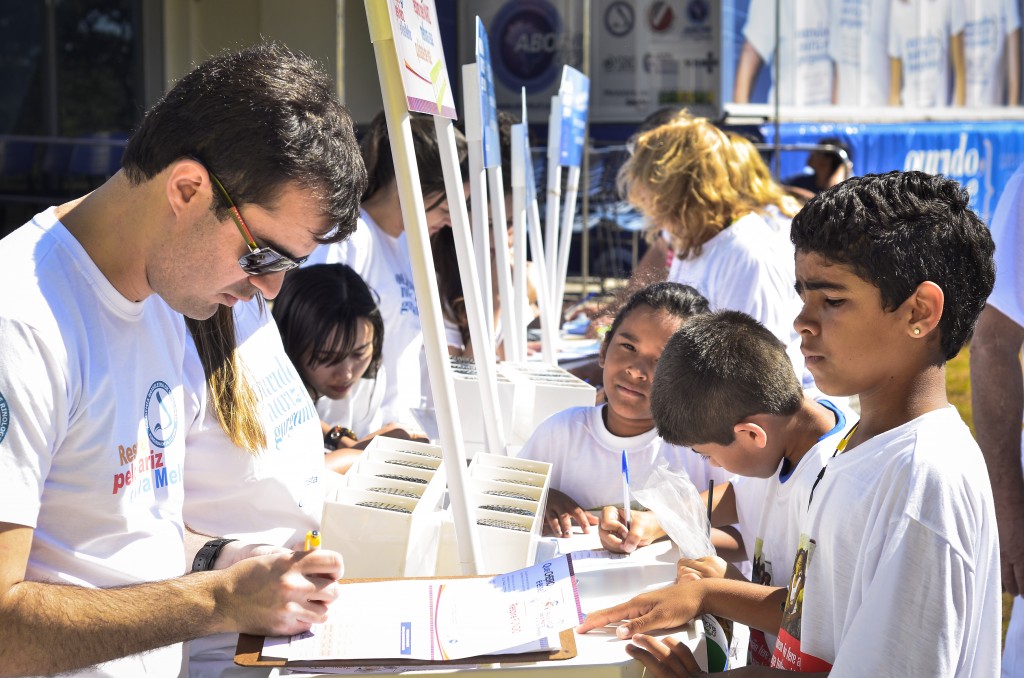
[621,450,631,532]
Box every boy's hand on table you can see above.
[544,489,599,537]
[599,507,665,553]
[626,634,708,677]
[576,579,705,637]
[675,556,728,583]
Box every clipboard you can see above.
[234,575,578,669]
[234,627,576,669]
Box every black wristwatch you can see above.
[191,537,237,573]
[324,426,356,451]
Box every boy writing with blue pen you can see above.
[517,283,733,538]
[578,171,1000,677]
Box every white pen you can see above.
[621,450,631,532]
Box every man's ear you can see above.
[165,158,208,219]
[905,280,945,339]
[733,421,768,450]
[598,337,608,368]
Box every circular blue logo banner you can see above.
[491,0,565,92]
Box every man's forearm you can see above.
[0,573,226,677]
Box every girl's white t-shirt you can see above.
[515,405,732,511]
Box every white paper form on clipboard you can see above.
[284,555,583,663]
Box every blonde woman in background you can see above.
[618,111,811,392]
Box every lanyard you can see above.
[807,423,859,510]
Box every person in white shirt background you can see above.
[889,0,967,106]
[618,112,811,391]
[305,111,467,425]
[828,0,892,106]
[970,159,1024,677]
[273,262,425,473]
[962,0,1021,106]
[733,0,833,106]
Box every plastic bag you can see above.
[631,458,714,560]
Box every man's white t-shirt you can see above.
[741,399,855,666]
[667,212,810,390]
[888,0,966,107]
[983,160,1024,677]
[963,0,1021,106]
[0,208,188,677]
[771,407,1000,676]
[515,405,732,511]
[829,0,891,106]
[742,0,832,106]
[183,299,325,677]
[316,368,387,439]
[305,209,423,424]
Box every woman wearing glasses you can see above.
[304,111,468,426]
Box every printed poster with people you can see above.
[770,534,832,672]
[727,0,1021,108]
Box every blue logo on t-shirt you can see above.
[0,389,9,444]
[144,381,177,448]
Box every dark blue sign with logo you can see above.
[490,0,565,92]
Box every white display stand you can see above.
[321,437,448,579]
[324,441,551,580]
[435,452,551,576]
[448,358,596,454]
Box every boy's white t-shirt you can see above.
[743,399,855,666]
[316,368,387,439]
[0,209,188,677]
[771,406,1000,676]
[963,0,1020,106]
[888,0,966,107]
[183,298,325,678]
[828,0,891,106]
[305,209,423,424]
[515,405,732,511]
[667,212,810,390]
[741,0,832,106]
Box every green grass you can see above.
[946,345,1013,648]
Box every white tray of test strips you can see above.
[320,436,449,579]
[434,452,552,575]
[321,439,552,577]
[450,357,596,453]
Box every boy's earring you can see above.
[913,327,921,336]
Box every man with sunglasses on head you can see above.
[0,42,365,677]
